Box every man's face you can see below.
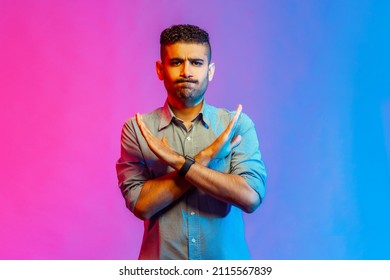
[157,42,215,108]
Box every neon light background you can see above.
[0,0,389,259]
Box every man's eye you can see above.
[192,61,203,66]
[170,61,181,66]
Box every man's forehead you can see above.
[163,42,209,59]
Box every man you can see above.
[116,24,266,260]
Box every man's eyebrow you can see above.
[168,57,204,61]
[168,57,184,62]
[188,57,205,61]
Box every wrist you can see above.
[178,155,195,177]
[174,154,186,171]
[195,150,212,166]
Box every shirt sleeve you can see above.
[116,118,150,212]
[230,113,267,202]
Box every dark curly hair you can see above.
[160,24,211,62]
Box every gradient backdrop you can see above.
[1,0,389,259]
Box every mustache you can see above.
[174,79,198,84]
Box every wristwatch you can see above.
[178,155,195,177]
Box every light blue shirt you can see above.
[116,100,266,259]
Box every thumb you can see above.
[230,135,242,149]
[161,136,170,147]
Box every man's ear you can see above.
[156,61,164,80]
[208,63,215,81]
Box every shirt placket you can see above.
[184,127,201,260]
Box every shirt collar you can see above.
[158,100,211,131]
[158,100,174,131]
[199,101,211,129]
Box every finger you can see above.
[230,134,242,149]
[224,104,243,136]
[161,136,171,148]
[136,113,153,141]
[233,104,242,121]
[136,113,143,128]
[136,113,146,136]
[231,104,242,129]
[231,104,242,128]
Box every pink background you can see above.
[1,0,389,259]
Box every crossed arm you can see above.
[133,105,261,220]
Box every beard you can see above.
[167,78,209,106]
[177,84,199,99]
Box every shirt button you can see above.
[191,238,196,243]
[190,212,195,216]
[186,136,191,141]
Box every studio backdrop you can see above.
[0,0,389,259]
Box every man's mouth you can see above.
[175,79,197,84]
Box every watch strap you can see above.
[178,155,195,177]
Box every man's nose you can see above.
[180,61,192,77]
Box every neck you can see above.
[168,99,204,125]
